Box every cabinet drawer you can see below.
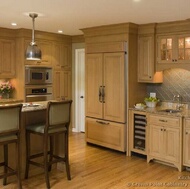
[149,114,180,128]
[85,118,125,152]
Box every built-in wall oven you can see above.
[25,66,53,102]
[25,85,53,102]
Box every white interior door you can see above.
[75,48,85,132]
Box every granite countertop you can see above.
[130,101,190,118]
[0,98,23,104]
[0,100,50,112]
[21,101,48,112]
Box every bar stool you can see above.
[0,104,23,189]
[25,100,72,189]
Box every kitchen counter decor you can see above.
[0,81,14,99]
[144,96,159,108]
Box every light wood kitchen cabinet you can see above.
[147,114,182,171]
[183,118,190,166]
[138,24,163,83]
[157,34,190,64]
[24,39,53,66]
[86,52,125,123]
[53,70,71,100]
[85,117,125,152]
[138,35,155,82]
[53,42,71,70]
[0,39,15,78]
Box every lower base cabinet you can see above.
[85,117,126,152]
[147,114,183,171]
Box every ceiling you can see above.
[1,0,190,36]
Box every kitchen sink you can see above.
[158,109,181,113]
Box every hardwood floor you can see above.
[1,132,190,189]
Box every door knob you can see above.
[80,96,84,98]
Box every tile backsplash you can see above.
[147,68,190,105]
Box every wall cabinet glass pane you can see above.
[160,38,172,61]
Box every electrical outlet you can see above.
[150,92,156,98]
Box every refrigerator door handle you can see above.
[99,86,102,103]
[102,86,105,103]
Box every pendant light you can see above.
[25,13,41,60]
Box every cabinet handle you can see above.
[159,119,167,122]
[161,128,163,131]
[186,132,188,135]
[99,86,102,103]
[96,120,110,125]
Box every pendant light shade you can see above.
[26,13,41,60]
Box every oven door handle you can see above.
[26,94,52,97]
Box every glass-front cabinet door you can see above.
[160,37,173,62]
[178,36,190,63]
[157,36,176,63]
[157,35,190,64]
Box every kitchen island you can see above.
[0,100,66,179]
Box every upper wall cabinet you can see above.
[0,39,15,78]
[53,42,71,70]
[156,20,190,71]
[24,39,53,66]
[138,24,163,83]
[157,34,190,64]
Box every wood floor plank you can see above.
[0,132,190,188]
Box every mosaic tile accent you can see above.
[147,68,190,105]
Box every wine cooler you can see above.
[133,114,146,151]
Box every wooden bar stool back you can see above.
[0,104,23,189]
[25,100,72,189]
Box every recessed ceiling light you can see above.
[58,30,63,33]
[133,0,141,2]
[11,23,17,26]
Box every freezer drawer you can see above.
[85,117,126,152]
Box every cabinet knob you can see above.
[164,129,166,131]
[161,128,163,131]
[149,76,152,78]
[186,132,188,135]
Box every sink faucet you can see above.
[173,95,183,110]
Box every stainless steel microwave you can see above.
[25,67,52,85]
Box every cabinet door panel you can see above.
[85,54,103,118]
[54,43,71,70]
[149,125,163,158]
[103,53,125,122]
[138,36,154,82]
[53,70,62,100]
[85,117,125,152]
[157,36,175,63]
[164,127,180,162]
[184,128,190,165]
[0,39,15,78]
